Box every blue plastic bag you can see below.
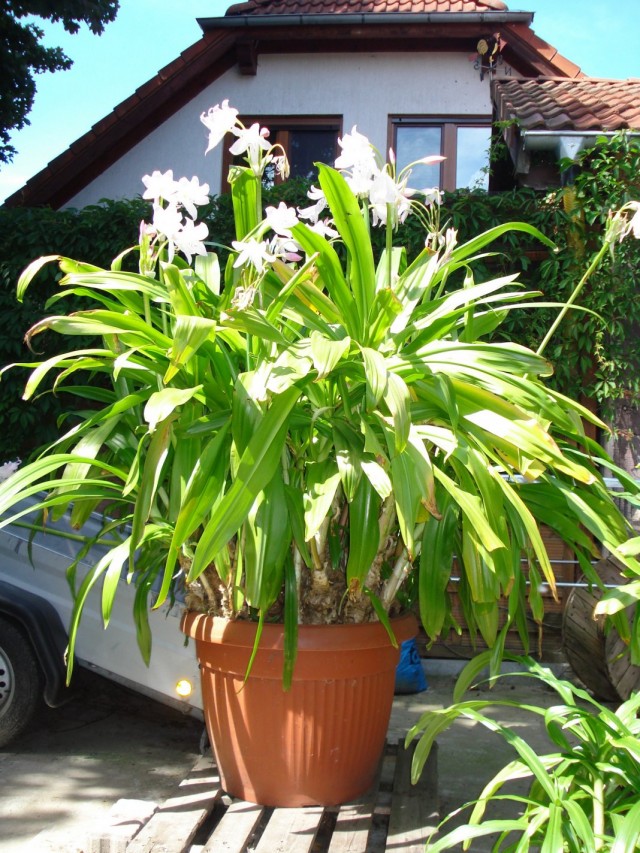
[394,637,428,694]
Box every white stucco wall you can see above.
[67,51,494,208]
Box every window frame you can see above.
[389,115,492,191]
[221,115,343,188]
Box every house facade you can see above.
[4,0,584,209]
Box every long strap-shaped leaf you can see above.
[316,163,376,340]
[129,415,174,568]
[450,222,556,266]
[157,424,231,606]
[291,222,359,339]
[346,475,381,587]
[188,385,301,581]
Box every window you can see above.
[391,118,491,192]
[223,116,342,188]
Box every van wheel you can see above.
[0,617,42,747]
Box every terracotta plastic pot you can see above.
[181,611,418,807]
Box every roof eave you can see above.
[197,11,534,31]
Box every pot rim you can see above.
[181,609,418,651]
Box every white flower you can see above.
[420,187,443,206]
[273,155,290,180]
[172,218,209,263]
[232,238,276,274]
[369,170,412,227]
[152,202,183,245]
[308,219,339,239]
[335,126,376,172]
[298,200,323,223]
[142,172,209,221]
[298,186,327,223]
[270,235,302,262]
[139,219,157,241]
[230,123,271,173]
[150,202,208,263]
[176,176,210,219]
[265,202,299,238]
[335,126,378,196]
[414,155,446,168]
[0,459,20,483]
[201,100,239,154]
[230,286,257,310]
[142,170,179,204]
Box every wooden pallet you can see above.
[90,740,438,853]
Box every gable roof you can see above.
[5,1,582,208]
[492,77,640,131]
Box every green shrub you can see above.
[1,134,638,458]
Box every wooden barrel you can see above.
[562,556,640,702]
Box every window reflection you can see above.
[395,126,442,190]
[456,126,491,190]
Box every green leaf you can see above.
[188,385,301,581]
[346,476,381,586]
[419,490,457,639]
[291,221,359,339]
[360,345,388,408]
[317,163,376,339]
[309,331,350,379]
[284,484,313,567]
[360,456,392,500]
[243,471,291,611]
[611,798,640,853]
[304,460,342,541]
[144,386,201,432]
[333,421,362,503]
[17,255,61,302]
[133,574,153,665]
[195,251,221,295]
[129,416,173,563]
[164,317,217,383]
[20,348,113,401]
[423,819,529,853]
[433,468,504,553]
[450,222,556,266]
[28,310,171,348]
[384,372,411,453]
[282,553,298,690]
[230,167,261,239]
[66,534,134,679]
[101,539,132,627]
[161,262,199,316]
[452,651,493,702]
[158,423,231,606]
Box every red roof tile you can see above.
[492,78,640,131]
[501,22,582,79]
[225,0,509,14]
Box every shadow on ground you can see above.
[0,670,202,852]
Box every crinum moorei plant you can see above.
[2,100,640,680]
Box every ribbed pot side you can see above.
[181,611,418,807]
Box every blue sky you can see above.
[1,0,638,204]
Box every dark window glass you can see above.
[289,129,338,178]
